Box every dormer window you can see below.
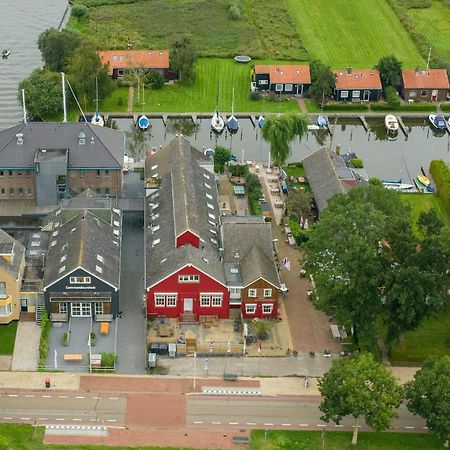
[204,182,211,189]
[152,238,160,247]
[95,265,103,274]
[97,254,104,263]
[60,255,67,263]
[208,213,216,220]
[78,132,86,145]
[152,225,160,233]
[206,193,213,200]
[58,265,65,274]
[207,203,214,210]
[113,220,120,227]
[203,173,210,180]
[210,238,218,245]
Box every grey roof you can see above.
[62,188,113,211]
[221,216,279,288]
[302,147,351,213]
[43,209,121,290]
[145,136,225,288]
[0,123,124,169]
[0,228,25,278]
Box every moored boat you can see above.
[417,175,430,187]
[257,115,265,128]
[2,49,10,59]
[385,114,399,133]
[317,115,328,128]
[226,87,239,134]
[428,113,447,130]
[211,110,225,133]
[137,114,150,130]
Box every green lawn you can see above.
[129,58,300,113]
[390,309,450,363]
[70,0,306,60]
[101,87,129,113]
[285,0,424,68]
[0,321,18,355]
[250,429,443,450]
[408,1,450,60]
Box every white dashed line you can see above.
[8,394,18,397]
[334,424,344,428]
[3,418,13,420]
[107,419,117,422]
[25,395,35,398]
[264,423,274,426]
[229,422,239,425]
[92,396,100,399]
[42,395,51,398]
[90,419,98,422]
[73,419,82,421]
[109,397,118,400]
[58,395,68,399]
[20,418,30,420]
[299,424,309,427]
[316,424,326,428]
[281,423,291,426]
[212,421,221,425]
[246,422,256,425]
[55,418,65,421]
[423,426,429,430]
[38,418,48,421]
[193,421,203,424]
[75,396,85,399]
[405,426,415,429]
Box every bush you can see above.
[71,4,88,19]
[249,91,261,101]
[384,86,400,107]
[245,171,263,215]
[350,157,364,168]
[441,103,450,112]
[145,69,164,90]
[39,310,51,367]
[371,102,436,112]
[62,332,69,347]
[429,159,450,214]
[229,164,248,177]
[101,352,117,368]
[323,103,368,111]
[228,4,242,20]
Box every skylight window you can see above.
[113,220,120,227]
[51,240,57,247]
[71,228,76,233]
[52,231,59,237]
[113,229,120,236]
[97,254,104,263]
[203,173,210,180]
[62,243,68,252]
[151,213,159,220]
[151,192,159,200]
[152,225,160,233]
[151,164,158,171]
[95,265,103,274]
[205,193,213,200]
[58,265,65,274]
[207,203,214,210]
[208,220,216,227]
[60,255,67,263]
[152,238,161,247]
[32,233,40,238]
[161,258,167,264]
[31,241,39,247]
[210,238,218,245]
[208,213,216,220]
[204,182,211,189]
[210,229,217,234]
[55,209,61,216]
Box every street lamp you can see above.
[193,352,197,390]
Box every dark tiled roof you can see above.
[0,123,124,169]
[240,245,280,288]
[43,209,121,290]
[0,228,25,278]
[145,136,225,288]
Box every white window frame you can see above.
[245,304,257,314]
[0,282,7,299]
[70,276,91,284]
[420,89,428,97]
[262,304,273,314]
[211,294,222,307]
[230,287,241,295]
[259,79,268,85]
[0,303,12,316]
[284,83,293,92]
[340,90,349,99]
[264,288,272,298]
[275,83,283,92]
[154,294,165,307]
[248,288,257,298]
[200,294,210,307]
[352,90,360,98]
[166,294,177,307]
[178,274,200,283]
[95,302,103,315]
[59,302,68,314]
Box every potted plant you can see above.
[90,332,96,346]
[62,331,69,347]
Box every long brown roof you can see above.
[255,65,311,84]
[334,69,382,90]
[402,69,449,89]
[97,50,169,73]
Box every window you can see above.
[210,238,218,245]
[105,170,110,177]
[208,220,215,227]
[70,276,91,284]
[105,188,110,195]
[9,188,14,196]
[210,229,217,235]
[0,171,3,177]
[0,303,12,317]
[352,90,360,98]
[207,203,214,210]
[27,187,32,196]
[96,170,101,177]
[113,220,120,227]
[0,282,6,299]
[284,83,293,92]
[262,304,273,314]
[0,188,4,195]
[211,294,222,307]
[259,80,268,85]
[95,265,102,274]
[60,255,67,263]
[166,294,177,307]
[59,303,68,314]
[203,173,210,180]
[205,193,213,200]
[152,225,160,233]
[178,274,200,283]
[58,266,66,274]
[95,302,103,315]
[204,182,211,189]
[421,90,428,97]
[200,294,210,307]
[18,187,23,196]
[17,170,22,176]
[248,288,257,297]
[340,90,349,99]
[230,287,241,295]
[155,294,165,307]
[97,254,104,263]
[208,213,216,220]
[26,170,31,177]
[51,240,57,247]
[264,288,272,298]
[152,238,160,246]
[245,304,256,314]
[8,170,13,177]
[80,170,84,178]
[151,164,158,171]
[409,91,417,98]
[275,84,283,92]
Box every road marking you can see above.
[193,421,203,424]
[73,419,82,421]
[405,426,415,429]
[8,394,18,397]
[334,424,344,428]
[264,423,274,426]
[25,395,35,398]
[92,396,100,399]
[423,426,429,430]
[20,418,30,420]
[109,397,118,400]
[42,395,52,398]
[58,395,68,399]
[90,419,98,422]
[107,419,117,422]
[246,422,256,425]
[316,424,326,427]
[75,396,85,399]
[281,423,291,426]
[299,424,309,427]
[229,422,239,425]
[212,421,221,425]
[55,418,65,421]
[38,418,48,421]
[3,418,13,420]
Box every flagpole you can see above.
[193,351,197,389]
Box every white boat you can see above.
[2,49,10,59]
[137,114,150,130]
[384,114,399,133]
[211,110,224,133]
[90,77,104,127]
[429,113,447,130]
[257,115,265,128]
[307,124,320,131]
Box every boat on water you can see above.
[137,114,150,131]
[257,115,265,128]
[428,113,447,131]
[307,124,320,131]
[2,49,10,59]
[211,110,225,133]
[417,175,430,187]
[90,78,104,127]
[226,87,239,134]
[384,114,399,133]
[317,115,328,128]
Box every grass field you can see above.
[250,429,443,450]
[0,322,18,355]
[70,0,306,60]
[408,1,450,60]
[285,0,424,68]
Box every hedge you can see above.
[323,103,368,111]
[39,310,51,368]
[440,103,450,112]
[371,102,436,112]
[429,160,450,215]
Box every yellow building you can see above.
[0,229,25,324]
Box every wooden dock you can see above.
[397,116,409,136]
[358,116,369,132]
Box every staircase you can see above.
[35,297,45,325]
[179,312,196,324]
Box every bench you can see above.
[100,322,110,335]
[223,373,238,381]
[64,353,83,361]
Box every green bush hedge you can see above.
[441,103,450,112]
[371,102,436,112]
[323,103,368,111]
[39,311,51,368]
[429,159,450,214]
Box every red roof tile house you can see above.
[334,68,382,102]
[253,65,311,95]
[97,50,171,80]
[401,69,449,102]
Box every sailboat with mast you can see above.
[91,77,104,127]
[226,87,239,134]
[137,83,150,130]
[211,84,225,133]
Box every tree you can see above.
[37,28,82,72]
[261,113,308,166]
[309,59,336,102]
[405,356,450,446]
[376,55,402,90]
[213,146,231,173]
[417,208,444,237]
[145,69,164,90]
[18,69,62,121]
[319,353,402,445]
[170,36,197,83]
[65,41,113,111]
[285,190,312,221]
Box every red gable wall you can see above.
[176,230,200,249]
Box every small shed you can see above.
[233,185,245,196]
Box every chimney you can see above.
[347,66,352,75]
[16,133,23,145]
[78,132,85,145]
[91,136,95,145]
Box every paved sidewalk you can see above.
[0,371,80,390]
[11,321,40,371]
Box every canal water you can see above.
[0,0,68,130]
[117,116,450,182]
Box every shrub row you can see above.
[323,103,368,111]
[440,103,450,112]
[78,0,141,6]
[429,159,450,215]
[39,310,51,368]
[371,102,436,112]
[226,0,242,20]
[245,171,263,215]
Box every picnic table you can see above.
[233,185,245,196]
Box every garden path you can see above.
[127,86,134,113]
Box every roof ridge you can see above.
[324,148,346,194]
[0,124,24,155]
[88,124,122,166]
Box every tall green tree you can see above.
[405,356,450,446]
[170,36,197,83]
[285,190,312,221]
[18,69,62,121]
[37,28,81,72]
[309,59,336,102]
[65,41,113,111]
[213,146,231,173]
[376,55,402,90]
[319,353,402,445]
[261,113,308,166]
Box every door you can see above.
[71,302,92,317]
[431,90,438,101]
[363,90,370,101]
[183,298,193,312]
[20,298,28,312]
